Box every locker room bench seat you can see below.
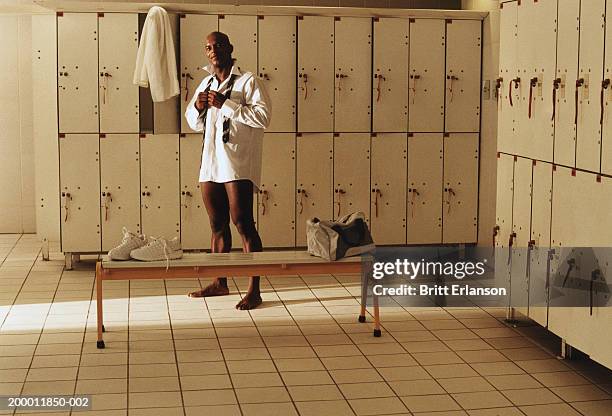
[95,251,380,348]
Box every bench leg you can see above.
[96,263,105,349]
[373,289,381,337]
[359,267,368,323]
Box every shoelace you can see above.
[145,236,171,271]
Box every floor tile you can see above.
[452,391,513,409]
[288,384,344,401]
[549,384,611,402]
[281,370,334,386]
[485,374,543,390]
[330,368,383,384]
[390,379,446,396]
[339,381,395,399]
[182,389,237,406]
[401,394,461,413]
[235,386,291,403]
[240,402,298,416]
[531,371,590,387]
[294,399,355,416]
[349,397,408,415]
[438,376,496,393]
[231,372,283,388]
[569,400,612,416]
[520,403,582,416]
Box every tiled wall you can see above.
[0,15,35,233]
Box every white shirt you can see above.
[185,65,272,188]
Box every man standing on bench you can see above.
[185,32,272,310]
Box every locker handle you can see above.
[509,77,520,107]
[335,188,346,217]
[507,232,516,266]
[299,73,308,100]
[297,189,308,214]
[447,75,459,103]
[590,269,601,316]
[259,73,270,81]
[62,192,72,222]
[552,78,562,121]
[492,225,500,247]
[410,74,421,104]
[103,192,112,221]
[408,188,420,218]
[372,188,383,217]
[562,258,576,288]
[375,74,386,102]
[183,73,194,102]
[600,79,610,125]
[259,189,269,215]
[444,187,456,213]
[575,78,585,125]
[528,77,538,119]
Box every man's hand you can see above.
[207,91,227,109]
[195,91,209,111]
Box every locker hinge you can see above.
[446,19,453,24]
[56,12,63,17]
[296,133,302,137]
[517,0,521,6]
[597,175,602,183]
[444,133,450,137]
[218,14,225,19]
[552,164,557,172]
[373,17,379,22]
[179,14,186,18]
[179,133,186,138]
[408,133,414,137]
[409,18,415,23]
[258,16,264,20]
[298,16,304,20]
[571,169,576,176]
[139,134,146,138]
[99,134,106,139]
[513,155,517,161]
[335,17,341,21]
[497,152,500,158]
[98,13,104,17]
[334,133,340,137]
[532,160,537,166]
[371,133,377,138]
[59,134,65,139]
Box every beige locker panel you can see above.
[180,14,218,134]
[297,17,334,132]
[219,15,257,73]
[407,134,443,244]
[528,161,552,327]
[554,0,580,167]
[100,135,141,251]
[57,13,98,133]
[259,133,296,247]
[443,133,479,244]
[296,134,333,246]
[371,134,407,245]
[495,153,514,301]
[334,18,372,132]
[373,18,408,132]
[409,19,445,132]
[140,134,180,238]
[445,20,481,133]
[601,9,612,176]
[99,14,139,133]
[517,0,556,161]
[498,2,518,154]
[333,134,371,221]
[576,0,606,172]
[510,157,532,315]
[179,134,211,250]
[153,13,180,134]
[258,16,296,133]
[59,134,100,252]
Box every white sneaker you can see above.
[108,227,147,260]
[130,236,183,262]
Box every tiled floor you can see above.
[1,234,611,416]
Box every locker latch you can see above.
[297,188,308,214]
[102,192,112,221]
[100,72,113,105]
[600,78,610,125]
[509,77,520,107]
[335,73,348,99]
[446,75,459,103]
[259,189,269,215]
[575,78,585,125]
[335,188,346,217]
[372,188,383,217]
[298,73,308,100]
[61,192,72,222]
[528,77,538,119]
[408,188,420,218]
[492,225,500,247]
[410,74,421,104]
[182,73,194,102]
[495,77,503,102]
[444,187,455,213]
[258,73,270,81]
[181,191,192,209]
[552,78,562,121]
[375,74,386,102]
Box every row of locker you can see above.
[57,13,482,135]
[499,0,612,175]
[495,153,612,369]
[59,133,479,253]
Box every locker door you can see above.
[296,134,333,246]
[258,16,296,133]
[219,15,257,73]
[334,17,372,132]
[445,19,481,133]
[373,18,408,132]
[514,0,536,156]
[59,134,100,252]
[576,0,606,172]
[409,19,445,132]
[407,134,443,244]
[140,134,180,238]
[99,14,139,133]
[601,9,612,176]
[528,161,552,327]
[100,134,141,251]
[333,134,371,221]
[498,2,518,154]
[297,17,334,132]
[510,157,532,316]
[180,14,218,133]
[259,133,296,247]
[518,0,556,161]
[57,13,98,133]
[179,134,211,250]
[442,133,479,244]
[371,134,407,245]
[554,0,580,167]
[495,153,514,299]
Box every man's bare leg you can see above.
[226,181,263,310]
[189,182,232,298]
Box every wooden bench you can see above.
[95,251,380,348]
